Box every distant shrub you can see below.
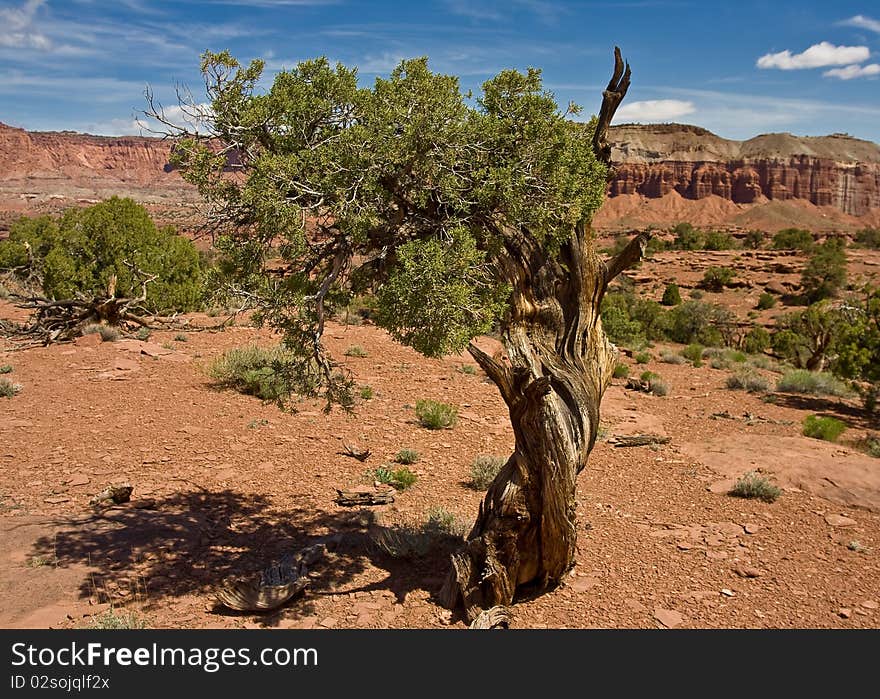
[730,472,781,503]
[756,292,776,310]
[726,369,770,393]
[777,370,851,397]
[854,228,880,249]
[86,609,147,630]
[422,507,466,537]
[344,345,368,357]
[659,349,685,364]
[372,465,418,490]
[673,222,704,251]
[661,283,682,306]
[174,333,188,342]
[0,379,22,398]
[742,327,770,354]
[359,385,374,400]
[704,230,737,250]
[699,266,735,291]
[457,364,477,375]
[135,327,151,341]
[469,455,506,489]
[634,351,651,364]
[415,399,457,429]
[208,345,300,402]
[0,365,11,374]
[681,343,704,364]
[82,323,120,342]
[649,378,669,396]
[801,239,846,303]
[394,448,420,465]
[743,230,765,249]
[612,363,630,378]
[772,228,814,251]
[666,301,729,346]
[802,415,847,442]
[863,435,880,458]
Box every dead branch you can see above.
[592,46,631,167]
[605,230,652,284]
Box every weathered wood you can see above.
[89,483,133,507]
[611,434,671,447]
[339,443,371,461]
[469,606,511,629]
[334,488,394,506]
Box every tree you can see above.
[158,48,641,619]
[801,238,846,304]
[661,282,681,306]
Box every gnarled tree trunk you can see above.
[441,49,646,621]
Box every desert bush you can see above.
[135,328,151,341]
[863,435,880,458]
[726,369,770,393]
[0,283,8,299]
[673,222,704,251]
[0,378,22,398]
[208,345,305,403]
[730,471,781,503]
[756,292,777,310]
[681,343,704,364]
[666,301,729,346]
[777,370,851,397]
[86,609,147,630]
[457,364,477,375]
[661,283,682,306]
[0,365,11,374]
[649,378,669,396]
[174,333,188,342]
[634,351,651,364]
[422,507,466,537]
[469,455,506,489]
[741,327,770,354]
[0,199,203,313]
[704,230,737,250]
[743,230,765,249]
[343,345,368,357]
[415,399,457,429]
[747,354,783,373]
[394,448,420,465]
[802,415,847,442]
[612,363,630,378]
[659,349,685,364]
[359,385,374,400]
[372,510,464,559]
[854,228,880,249]
[699,266,735,291]
[82,323,120,342]
[772,228,814,251]
[801,239,846,303]
[371,465,418,490]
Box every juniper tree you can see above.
[157,48,644,619]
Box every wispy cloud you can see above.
[614,99,695,122]
[444,0,567,25]
[0,0,52,51]
[824,63,880,80]
[757,42,870,70]
[838,15,880,34]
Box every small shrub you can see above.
[743,230,765,250]
[135,327,151,341]
[371,465,418,490]
[649,378,669,396]
[81,323,120,342]
[659,349,685,364]
[854,228,880,249]
[422,507,466,537]
[208,345,298,402]
[612,363,630,378]
[747,354,783,373]
[847,540,867,553]
[394,448,420,465]
[0,365,11,374]
[0,283,8,299]
[469,455,506,489]
[756,293,776,310]
[457,364,477,375]
[634,351,651,364]
[681,343,704,364]
[704,230,737,250]
[730,471,781,503]
[174,333,188,342]
[86,609,147,630]
[0,379,22,398]
[802,415,847,442]
[741,327,770,354]
[415,399,457,429]
[359,385,374,400]
[726,369,770,393]
[710,356,730,370]
[344,345,368,357]
[661,283,682,306]
[777,370,851,397]
[861,435,880,458]
[689,289,704,300]
[699,266,735,291]
[372,511,464,559]
[673,222,704,250]
[772,228,814,251]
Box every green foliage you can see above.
[82,323,120,342]
[854,228,880,249]
[730,472,781,503]
[673,222,704,250]
[457,364,477,375]
[801,239,846,303]
[743,230,765,250]
[634,351,651,364]
[359,385,374,400]
[469,454,506,489]
[649,378,669,396]
[756,292,776,310]
[371,465,418,490]
[772,228,814,251]
[699,266,735,291]
[802,415,847,442]
[863,435,880,458]
[135,328,151,341]
[86,609,147,630]
[0,199,203,313]
[726,369,770,393]
[666,301,730,346]
[741,326,770,354]
[777,369,852,397]
[681,343,704,363]
[830,287,880,385]
[394,448,420,465]
[0,378,21,398]
[659,349,685,364]
[661,282,681,306]
[0,365,11,374]
[343,345,368,357]
[612,362,629,378]
[703,230,737,251]
[174,333,189,342]
[770,302,846,370]
[601,290,669,347]
[415,399,457,429]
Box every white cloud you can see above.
[0,0,52,50]
[756,42,870,70]
[614,99,695,122]
[839,15,880,34]
[824,63,880,80]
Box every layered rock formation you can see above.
[607,124,880,217]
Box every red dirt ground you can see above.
[2,246,879,629]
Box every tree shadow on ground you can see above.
[29,489,462,626]
[770,393,879,431]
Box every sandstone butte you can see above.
[1,120,879,233]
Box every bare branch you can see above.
[467,342,515,405]
[592,46,631,167]
[604,230,652,285]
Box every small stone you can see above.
[825,514,857,528]
[732,564,762,579]
[74,333,102,348]
[318,617,337,628]
[720,588,736,597]
[708,479,737,495]
[44,495,70,504]
[66,473,91,487]
[744,523,761,535]
[676,541,692,551]
[838,608,852,619]
[570,576,599,593]
[653,608,684,629]
[859,600,878,610]
[625,599,647,613]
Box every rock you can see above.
[44,495,70,504]
[139,342,173,357]
[64,473,91,487]
[708,478,737,495]
[74,333,102,348]
[625,599,648,613]
[112,357,140,372]
[318,617,337,628]
[824,514,857,528]
[732,564,762,578]
[838,608,852,619]
[570,576,600,593]
[720,588,736,597]
[859,600,878,610]
[653,608,685,629]
[744,523,761,535]
[764,281,788,296]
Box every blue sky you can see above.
[1,0,879,142]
